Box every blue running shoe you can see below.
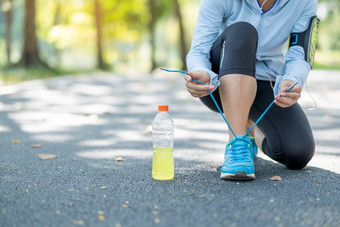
[248,136,258,160]
[220,135,255,180]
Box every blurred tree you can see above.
[94,0,105,70]
[317,0,340,50]
[148,0,156,70]
[18,0,46,68]
[147,0,188,70]
[53,0,61,25]
[174,0,187,70]
[1,0,13,64]
[52,0,61,65]
[147,0,172,70]
[99,0,148,70]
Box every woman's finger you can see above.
[185,80,213,92]
[279,82,301,93]
[187,88,207,97]
[279,92,300,100]
[186,84,211,97]
[274,96,292,107]
[186,86,208,96]
[275,95,297,107]
[274,100,290,108]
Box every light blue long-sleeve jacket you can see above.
[186,0,318,95]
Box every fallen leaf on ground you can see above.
[72,220,84,225]
[38,154,57,160]
[12,139,21,143]
[14,103,25,111]
[88,114,99,119]
[146,125,152,134]
[98,215,105,221]
[32,144,43,148]
[269,176,282,181]
[114,157,124,162]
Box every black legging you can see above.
[200,22,315,170]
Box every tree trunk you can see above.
[52,0,61,66]
[18,0,45,68]
[94,0,105,70]
[4,0,13,64]
[174,0,187,70]
[53,0,61,25]
[148,0,157,70]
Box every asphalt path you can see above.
[0,70,339,227]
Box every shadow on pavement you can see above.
[1,72,340,226]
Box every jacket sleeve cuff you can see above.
[273,73,301,96]
[190,67,220,91]
[207,70,220,91]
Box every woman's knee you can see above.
[282,140,315,170]
[221,22,258,52]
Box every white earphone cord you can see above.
[259,0,316,110]
[305,80,318,111]
[260,0,269,11]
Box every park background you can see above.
[1,1,340,226]
[0,0,340,83]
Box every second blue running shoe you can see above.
[220,135,255,180]
[248,136,258,160]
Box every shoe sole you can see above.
[220,171,255,181]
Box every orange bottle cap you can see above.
[158,105,168,111]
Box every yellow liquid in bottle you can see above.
[152,147,174,180]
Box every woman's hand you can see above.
[185,71,215,98]
[274,80,302,108]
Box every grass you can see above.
[0,66,98,85]
[314,50,340,70]
[0,67,61,84]
[313,63,340,70]
[1,49,339,84]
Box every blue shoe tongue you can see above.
[228,135,250,146]
[233,140,248,146]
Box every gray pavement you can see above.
[0,70,339,227]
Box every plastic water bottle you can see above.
[152,105,174,180]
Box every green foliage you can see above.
[0,67,60,83]
[319,11,340,50]
[317,0,340,50]
[314,50,340,70]
[1,0,340,81]
[0,65,98,84]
